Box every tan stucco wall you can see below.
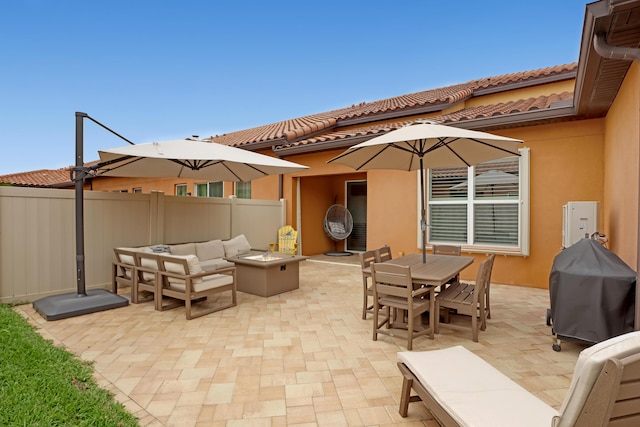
[277,119,606,289]
[603,62,640,269]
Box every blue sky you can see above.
[1,0,589,175]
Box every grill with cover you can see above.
[548,238,636,351]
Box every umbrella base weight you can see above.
[33,289,129,321]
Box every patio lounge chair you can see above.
[132,252,162,308]
[270,225,298,255]
[397,330,640,426]
[112,248,139,294]
[158,254,237,320]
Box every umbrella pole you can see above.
[32,112,129,320]
[75,112,87,295]
[420,157,427,263]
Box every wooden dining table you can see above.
[364,253,474,338]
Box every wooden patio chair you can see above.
[158,254,237,320]
[359,250,378,319]
[432,244,461,256]
[112,248,138,294]
[435,254,495,342]
[371,262,432,350]
[397,331,640,426]
[375,245,393,263]
[432,244,462,289]
[132,252,162,308]
[270,225,298,255]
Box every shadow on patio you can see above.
[15,256,583,426]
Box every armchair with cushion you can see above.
[158,254,237,320]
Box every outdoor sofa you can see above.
[112,234,251,318]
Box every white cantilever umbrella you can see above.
[96,138,308,181]
[328,121,523,262]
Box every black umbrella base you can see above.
[323,251,353,257]
[33,289,129,321]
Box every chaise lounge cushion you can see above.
[398,346,559,427]
[222,234,251,257]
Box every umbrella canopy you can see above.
[328,121,523,262]
[96,138,308,181]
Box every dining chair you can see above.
[432,244,461,256]
[435,254,495,342]
[432,244,462,288]
[359,250,378,319]
[371,262,432,350]
[375,245,393,263]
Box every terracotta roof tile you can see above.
[0,168,72,187]
[8,64,579,182]
[276,92,575,150]
[210,63,578,149]
[438,92,574,123]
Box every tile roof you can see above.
[0,168,73,187]
[274,91,575,152]
[209,63,578,149]
[5,63,579,187]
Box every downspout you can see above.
[593,33,640,61]
[592,32,640,331]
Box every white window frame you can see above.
[195,181,223,197]
[176,184,188,196]
[424,147,530,255]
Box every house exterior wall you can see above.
[276,118,606,289]
[603,61,640,269]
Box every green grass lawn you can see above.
[0,304,139,426]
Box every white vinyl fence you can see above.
[0,186,285,303]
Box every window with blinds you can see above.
[235,181,251,199]
[195,182,223,197]
[427,148,529,252]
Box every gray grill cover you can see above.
[549,238,636,344]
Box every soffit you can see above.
[575,0,640,115]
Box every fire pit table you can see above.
[225,252,308,297]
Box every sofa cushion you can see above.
[223,234,251,257]
[150,245,171,253]
[168,273,233,293]
[163,255,203,285]
[169,242,197,256]
[398,346,559,427]
[200,258,235,271]
[196,239,225,261]
[138,255,159,282]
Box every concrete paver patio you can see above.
[15,256,583,426]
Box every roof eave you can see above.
[275,106,580,156]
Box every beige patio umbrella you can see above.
[328,120,523,262]
[96,138,308,181]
